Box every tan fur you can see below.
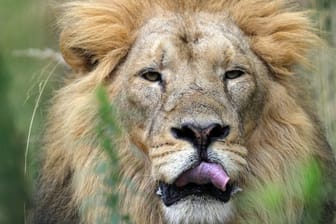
[34,0,335,223]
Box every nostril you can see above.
[208,124,230,140]
[171,127,183,139]
[171,124,199,143]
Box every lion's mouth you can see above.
[156,162,241,206]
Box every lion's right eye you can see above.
[141,70,162,82]
[224,70,245,80]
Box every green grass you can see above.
[96,86,131,223]
[311,1,336,150]
[238,158,330,224]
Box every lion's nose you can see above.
[171,123,230,160]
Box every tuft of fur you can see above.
[34,0,335,223]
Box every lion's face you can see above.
[112,13,270,223]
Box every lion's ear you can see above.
[57,1,141,75]
[60,31,99,73]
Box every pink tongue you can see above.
[175,162,230,191]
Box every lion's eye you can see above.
[141,70,162,82]
[224,70,245,80]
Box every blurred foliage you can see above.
[0,56,26,223]
[311,0,336,150]
[0,0,61,223]
[238,158,330,224]
[0,0,335,223]
[96,86,131,223]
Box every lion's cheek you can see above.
[127,84,161,106]
[209,143,249,180]
[226,76,264,136]
[227,76,256,109]
[149,143,196,184]
[123,81,162,120]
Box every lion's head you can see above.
[114,12,271,222]
[34,0,335,223]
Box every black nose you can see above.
[171,123,230,160]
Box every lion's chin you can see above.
[157,182,239,206]
[162,196,235,224]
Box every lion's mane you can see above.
[34,0,335,223]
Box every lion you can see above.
[33,0,336,223]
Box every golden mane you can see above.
[59,0,318,78]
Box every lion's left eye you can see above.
[224,70,245,80]
[141,70,162,82]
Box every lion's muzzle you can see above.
[156,121,241,206]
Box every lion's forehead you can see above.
[132,13,251,68]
